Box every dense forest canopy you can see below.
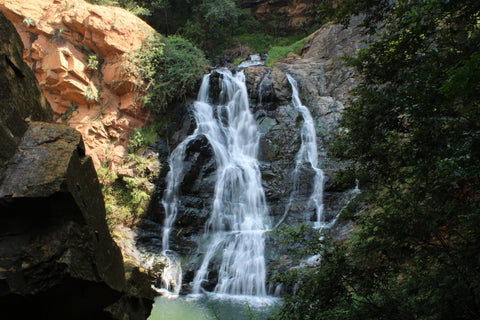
[274,0,480,319]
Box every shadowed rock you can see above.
[0,11,152,319]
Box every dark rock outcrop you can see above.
[0,12,153,320]
[0,11,51,174]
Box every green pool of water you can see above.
[147,294,280,320]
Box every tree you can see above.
[273,1,480,319]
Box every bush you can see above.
[128,124,158,153]
[236,33,273,53]
[134,34,208,112]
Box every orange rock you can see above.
[0,0,156,171]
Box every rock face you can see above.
[0,10,52,173]
[0,0,155,170]
[0,12,153,319]
[253,19,367,225]
[238,0,331,34]
[141,21,366,288]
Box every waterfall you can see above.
[161,74,211,251]
[276,74,326,229]
[162,69,269,297]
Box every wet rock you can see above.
[143,20,366,287]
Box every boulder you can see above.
[0,11,153,319]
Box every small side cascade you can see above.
[161,74,211,252]
[160,254,183,295]
[276,74,326,229]
[159,75,212,294]
[237,54,265,68]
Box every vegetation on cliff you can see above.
[134,35,208,112]
[273,0,480,319]
[98,125,160,228]
[85,0,323,62]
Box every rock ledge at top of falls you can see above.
[0,0,155,170]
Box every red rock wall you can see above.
[0,0,155,170]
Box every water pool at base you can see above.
[147,294,280,320]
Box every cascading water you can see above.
[275,74,326,230]
[158,75,214,295]
[161,69,269,297]
[161,74,211,252]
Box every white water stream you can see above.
[162,69,269,297]
[281,74,325,229]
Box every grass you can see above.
[265,37,307,67]
[234,32,308,67]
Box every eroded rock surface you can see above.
[0,10,52,172]
[0,0,155,170]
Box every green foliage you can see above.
[134,34,207,112]
[175,0,243,57]
[233,57,243,66]
[273,1,480,319]
[265,38,307,67]
[236,33,274,53]
[84,85,97,101]
[99,148,160,228]
[22,17,35,27]
[86,54,100,71]
[128,124,158,153]
[84,0,150,16]
[54,102,78,124]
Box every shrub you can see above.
[135,34,208,113]
[22,17,35,27]
[128,124,158,153]
[86,54,100,71]
[236,33,273,53]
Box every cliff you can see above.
[0,11,153,319]
[238,0,335,34]
[0,0,155,170]
[140,19,366,290]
